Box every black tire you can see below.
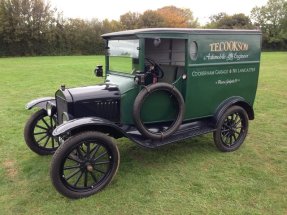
[24,109,59,155]
[133,83,185,140]
[50,131,120,199]
[213,105,249,152]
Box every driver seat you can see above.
[159,65,177,83]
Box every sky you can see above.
[49,0,268,24]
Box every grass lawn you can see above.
[0,53,286,214]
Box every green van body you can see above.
[102,28,261,125]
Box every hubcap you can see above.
[86,164,94,172]
[47,128,53,136]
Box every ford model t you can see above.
[24,28,261,198]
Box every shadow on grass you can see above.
[20,133,218,198]
[118,134,217,162]
[115,134,219,180]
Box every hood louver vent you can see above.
[94,99,120,122]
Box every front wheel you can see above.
[24,109,59,155]
[50,131,120,199]
[213,106,249,152]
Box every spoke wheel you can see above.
[50,131,120,199]
[24,109,59,155]
[213,106,249,152]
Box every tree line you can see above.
[0,0,286,56]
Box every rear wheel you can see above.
[50,131,120,199]
[24,109,59,155]
[213,106,249,152]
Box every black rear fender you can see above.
[214,97,254,126]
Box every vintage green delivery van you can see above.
[24,28,262,198]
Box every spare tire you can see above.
[133,83,185,140]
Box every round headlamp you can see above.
[62,112,69,123]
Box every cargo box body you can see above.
[102,29,262,124]
[185,31,261,119]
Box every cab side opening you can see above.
[145,38,186,83]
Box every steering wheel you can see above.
[144,57,164,79]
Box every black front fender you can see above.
[52,117,126,138]
[25,97,55,110]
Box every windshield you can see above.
[108,39,140,74]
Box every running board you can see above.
[125,120,216,148]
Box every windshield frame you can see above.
[105,37,143,76]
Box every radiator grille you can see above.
[56,95,67,124]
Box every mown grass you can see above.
[0,53,286,214]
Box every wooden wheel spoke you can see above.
[235,130,241,135]
[90,144,101,158]
[36,134,48,143]
[229,136,232,145]
[93,151,108,161]
[65,168,81,181]
[35,125,48,131]
[43,136,50,147]
[80,145,86,154]
[76,146,85,160]
[94,160,110,165]
[234,113,239,123]
[86,143,91,158]
[235,126,243,130]
[94,168,106,174]
[67,155,82,164]
[64,164,81,170]
[90,172,97,183]
[84,171,88,187]
[221,128,230,133]
[51,137,55,148]
[41,118,50,129]
[232,133,237,142]
[73,171,84,187]
[235,119,242,126]
[34,131,47,135]
[50,117,54,128]
[231,113,235,121]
